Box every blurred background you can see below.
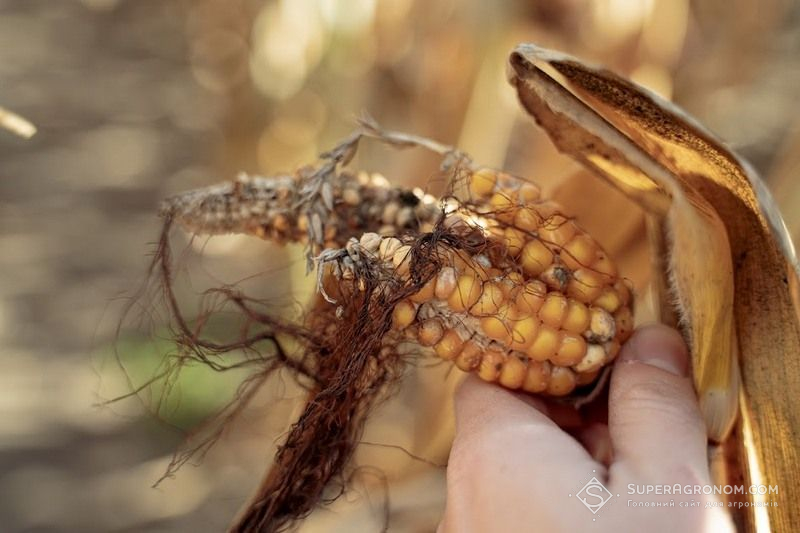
[1,0,799,531]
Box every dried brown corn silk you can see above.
[145,121,631,532]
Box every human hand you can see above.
[439,324,735,532]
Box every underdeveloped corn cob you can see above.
[162,170,440,250]
[164,160,632,398]
[320,167,633,397]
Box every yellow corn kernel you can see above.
[539,293,568,328]
[573,343,607,373]
[567,268,605,303]
[418,319,444,346]
[434,266,458,300]
[594,287,622,313]
[471,281,504,316]
[522,360,551,393]
[520,239,553,276]
[575,368,600,386]
[518,183,541,203]
[499,355,527,389]
[392,245,412,277]
[532,200,560,220]
[469,168,497,198]
[614,308,633,342]
[481,315,511,344]
[409,276,436,303]
[434,329,463,360]
[392,300,416,330]
[515,280,546,314]
[562,300,590,334]
[455,340,482,371]
[509,315,540,351]
[504,227,526,256]
[588,307,616,342]
[539,218,577,247]
[493,195,519,225]
[593,252,618,279]
[547,366,577,396]
[605,340,621,361]
[561,234,597,270]
[615,280,632,306]
[514,206,541,232]
[478,350,505,383]
[526,325,559,362]
[448,274,483,312]
[551,333,587,367]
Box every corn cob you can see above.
[315,167,633,397]
[164,159,632,398]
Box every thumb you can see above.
[608,324,710,481]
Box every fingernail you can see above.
[621,324,689,376]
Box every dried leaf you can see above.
[508,43,800,531]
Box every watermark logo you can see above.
[575,476,613,514]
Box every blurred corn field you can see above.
[1,0,799,531]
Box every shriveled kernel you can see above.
[471,282,504,315]
[541,265,571,291]
[478,350,505,383]
[561,234,598,270]
[392,245,413,276]
[518,183,541,202]
[499,355,527,389]
[522,360,551,393]
[562,300,591,334]
[455,341,482,371]
[574,343,607,373]
[409,276,436,303]
[381,202,399,225]
[342,187,361,206]
[614,307,633,342]
[359,232,382,253]
[448,274,483,312]
[527,325,559,362]
[418,320,444,346]
[521,239,554,276]
[481,315,511,343]
[515,281,546,314]
[469,168,498,198]
[392,300,416,330]
[378,237,402,260]
[552,333,587,367]
[567,268,605,302]
[539,293,568,328]
[539,218,577,246]
[509,316,540,351]
[547,366,577,396]
[434,329,464,360]
[514,206,541,232]
[435,267,458,299]
[594,287,622,313]
[587,308,616,343]
[272,214,289,233]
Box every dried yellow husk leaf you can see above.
[508,43,800,532]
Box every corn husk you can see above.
[507,43,800,532]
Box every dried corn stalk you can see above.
[507,44,800,532]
